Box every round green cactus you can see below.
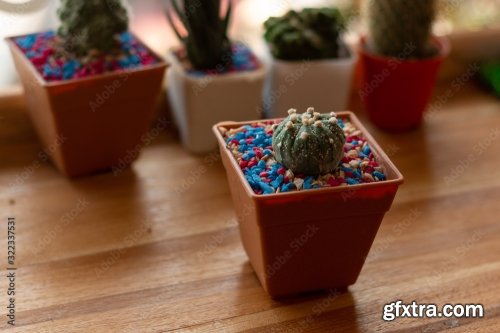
[272,108,345,175]
[264,7,346,61]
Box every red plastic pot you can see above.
[6,33,167,177]
[359,37,450,131]
[213,112,404,297]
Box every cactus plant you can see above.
[57,0,129,56]
[366,0,437,59]
[264,8,347,61]
[167,0,232,70]
[272,108,345,175]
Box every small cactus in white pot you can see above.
[263,7,357,118]
[166,0,267,154]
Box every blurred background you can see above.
[0,0,499,88]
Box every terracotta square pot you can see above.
[6,33,167,177]
[166,48,266,154]
[213,112,403,297]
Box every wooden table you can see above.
[0,83,499,332]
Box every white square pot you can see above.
[263,46,356,118]
[166,51,267,154]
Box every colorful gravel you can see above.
[14,31,159,82]
[175,42,261,76]
[221,117,387,195]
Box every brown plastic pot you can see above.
[6,33,167,177]
[213,112,403,297]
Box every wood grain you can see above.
[0,82,499,332]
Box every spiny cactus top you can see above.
[264,8,346,61]
[167,0,232,70]
[57,0,129,56]
[272,108,346,175]
[367,0,437,59]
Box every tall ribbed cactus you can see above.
[367,0,436,59]
[264,8,346,61]
[272,108,345,175]
[167,0,232,70]
[57,0,128,55]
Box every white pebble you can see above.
[347,150,358,158]
[294,178,304,190]
[363,173,374,181]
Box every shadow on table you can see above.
[270,289,360,332]
[237,262,361,332]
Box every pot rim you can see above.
[358,35,451,64]
[268,40,357,65]
[5,31,168,88]
[166,46,268,82]
[166,43,267,82]
[213,111,404,201]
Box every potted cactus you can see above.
[6,0,167,177]
[263,8,356,118]
[166,0,266,154]
[213,108,403,297]
[359,0,450,131]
